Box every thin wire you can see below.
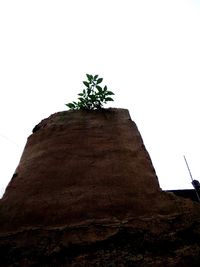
[0,133,19,147]
[183,155,193,182]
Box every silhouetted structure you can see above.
[166,189,200,202]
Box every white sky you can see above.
[1,0,200,197]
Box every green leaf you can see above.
[100,95,104,101]
[105,97,114,102]
[89,94,96,101]
[77,103,83,109]
[86,74,93,81]
[83,81,90,87]
[105,91,114,95]
[97,78,103,84]
[66,103,76,109]
[78,93,83,96]
[96,85,102,92]
[94,75,98,80]
[104,85,107,91]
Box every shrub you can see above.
[65,74,114,110]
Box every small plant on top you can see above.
[65,74,114,110]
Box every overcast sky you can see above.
[1,0,200,197]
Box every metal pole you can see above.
[183,155,200,202]
[183,156,194,182]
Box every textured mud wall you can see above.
[0,109,162,231]
[0,108,200,267]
